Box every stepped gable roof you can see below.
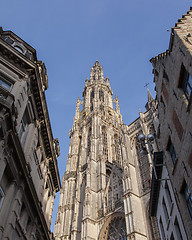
[150,7,192,64]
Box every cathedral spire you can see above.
[55,61,154,240]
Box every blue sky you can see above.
[1,0,191,232]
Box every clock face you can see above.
[80,108,89,120]
[105,107,115,119]
[108,110,112,116]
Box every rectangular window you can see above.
[0,76,12,91]
[167,138,178,165]
[0,186,5,209]
[18,112,28,139]
[172,110,183,141]
[183,182,192,219]
[17,108,31,147]
[179,64,192,101]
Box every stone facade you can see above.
[150,8,192,240]
[54,61,160,239]
[0,28,61,239]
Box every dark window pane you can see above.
[2,36,14,45]
[168,138,177,164]
[179,64,192,101]
[0,77,11,90]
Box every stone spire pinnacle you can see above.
[145,88,154,110]
[114,94,120,112]
[74,96,81,121]
[147,88,153,103]
[90,60,104,81]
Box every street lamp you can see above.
[138,133,158,179]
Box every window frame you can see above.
[178,64,192,102]
[0,186,5,209]
[183,183,192,219]
[167,138,178,165]
[0,75,12,91]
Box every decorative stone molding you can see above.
[64,171,77,180]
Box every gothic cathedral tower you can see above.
[54,61,159,240]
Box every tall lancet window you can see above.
[87,127,91,155]
[114,134,121,164]
[100,104,105,116]
[90,89,94,111]
[102,126,108,160]
[99,89,104,102]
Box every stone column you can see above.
[48,191,56,227]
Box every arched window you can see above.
[107,217,127,240]
[87,127,91,155]
[114,134,121,164]
[99,89,104,102]
[90,89,94,111]
[102,127,108,160]
[100,104,105,116]
[90,89,94,102]
[14,45,24,53]
[106,168,111,185]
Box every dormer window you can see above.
[2,34,34,59]
[2,36,14,45]
[14,45,24,53]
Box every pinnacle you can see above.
[90,60,104,81]
[94,59,100,67]
[147,88,153,102]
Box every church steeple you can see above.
[54,61,153,240]
[83,61,114,116]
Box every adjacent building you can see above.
[150,8,192,240]
[0,28,61,239]
[54,60,160,240]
